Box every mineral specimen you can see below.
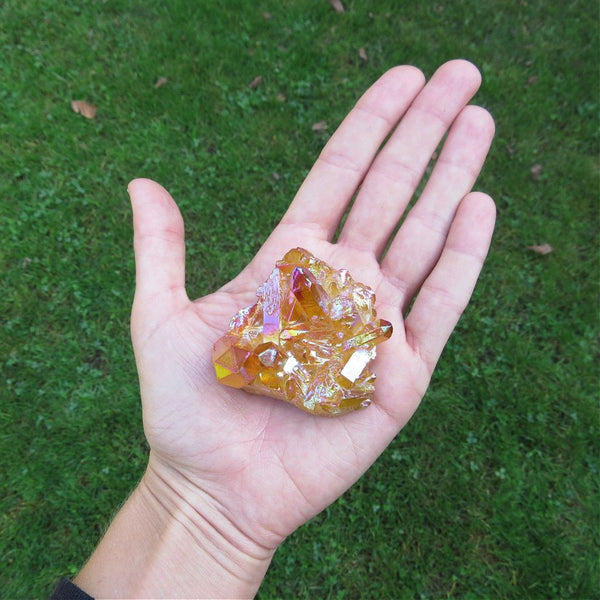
[212,248,392,416]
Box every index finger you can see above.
[279,66,426,239]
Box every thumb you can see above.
[128,178,188,309]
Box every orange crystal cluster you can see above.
[212,248,392,416]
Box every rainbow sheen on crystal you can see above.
[212,248,392,416]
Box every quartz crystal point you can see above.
[212,248,392,416]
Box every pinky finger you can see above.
[404,192,496,374]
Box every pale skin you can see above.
[74,59,496,598]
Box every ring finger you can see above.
[381,104,495,311]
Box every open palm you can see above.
[129,60,496,552]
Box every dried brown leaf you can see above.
[359,47,368,61]
[328,0,345,13]
[249,75,263,90]
[263,12,271,19]
[276,93,286,102]
[525,75,538,87]
[527,244,553,255]
[531,163,543,180]
[311,121,328,132]
[71,100,97,119]
[154,76,168,88]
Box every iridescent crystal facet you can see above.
[212,248,392,416]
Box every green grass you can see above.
[1,0,598,598]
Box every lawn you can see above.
[1,0,598,598]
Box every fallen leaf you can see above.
[525,75,538,87]
[531,163,543,180]
[328,0,345,13]
[527,244,553,255]
[263,12,271,19]
[359,47,368,61]
[71,100,97,119]
[154,76,168,88]
[276,93,286,102]
[249,75,263,89]
[312,121,328,132]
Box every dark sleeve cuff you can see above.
[50,578,94,600]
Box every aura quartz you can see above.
[212,248,392,416]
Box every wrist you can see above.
[75,455,275,599]
[140,455,276,597]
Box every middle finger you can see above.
[337,59,482,257]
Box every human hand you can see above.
[77,60,495,598]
